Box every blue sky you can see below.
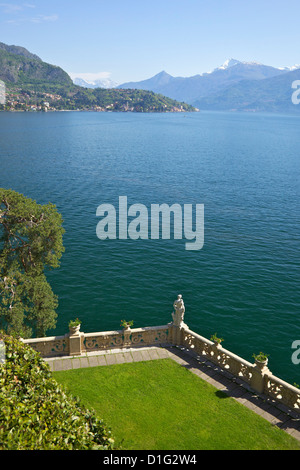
[0,0,299,84]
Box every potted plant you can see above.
[252,352,269,369]
[120,319,134,330]
[69,318,81,335]
[210,333,224,347]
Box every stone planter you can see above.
[255,358,268,371]
[69,325,81,336]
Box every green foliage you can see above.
[0,333,114,450]
[69,318,81,328]
[252,352,269,362]
[2,82,196,112]
[0,189,64,337]
[120,319,134,328]
[210,333,224,344]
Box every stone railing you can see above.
[22,325,170,358]
[179,327,253,386]
[264,374,300,412]
[177,324,300,413]
[22,294,300,414]
[23,333,70,358]
[82,325,169,353]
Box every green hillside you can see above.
[0,43,195,112]
[0,43,72,86]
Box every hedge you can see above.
[0,332,115,450]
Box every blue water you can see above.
[0,110,299,384]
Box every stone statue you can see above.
[172,294,185,327]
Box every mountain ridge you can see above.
[0,42,72,86]
[72,77,119,89]
[117,59,300,112]
[118,60,288,103]
[0,42,42,62]
[194,68,300,113]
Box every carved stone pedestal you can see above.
[69,332,83,356]
[250,361,271,394]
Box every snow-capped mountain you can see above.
[70,58,300,112]
[213,58,242,71]
[278,64,300,72]
[215,59,300,74]
[72,77,119,89]
[118,59,287,105]
[208,58,269,74]
[195,67,300,113]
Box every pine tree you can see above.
[0,189,64,338]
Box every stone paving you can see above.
[46,344,300,443]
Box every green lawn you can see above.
[53,358,300,450]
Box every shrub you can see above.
[0,332,114,450]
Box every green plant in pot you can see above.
[252,352,269,368]
[210,333,224,346]
[69,318,81,335]
[120,319,134,330]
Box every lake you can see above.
[0,110,299,384]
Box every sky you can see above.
[0,0,299,84]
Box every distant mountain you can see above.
[119,70,174,91]
[194,68,300,113]
[278,64,300,72]
[118,59,296,110]
[72,77,119,89]
[212,58,243,71]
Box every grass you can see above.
[54,358,300,450]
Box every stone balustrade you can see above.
[264,374,300,411]
[22,333,70,357]
[83,325,169,353]
[22,294,300,414]
[180,327,254,386]
[22,325,170,358]
[177,324,300,412]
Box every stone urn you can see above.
[255,357,268,371]
[69,319,81,336]
[253,353,269,372]
[69,325,80,336]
